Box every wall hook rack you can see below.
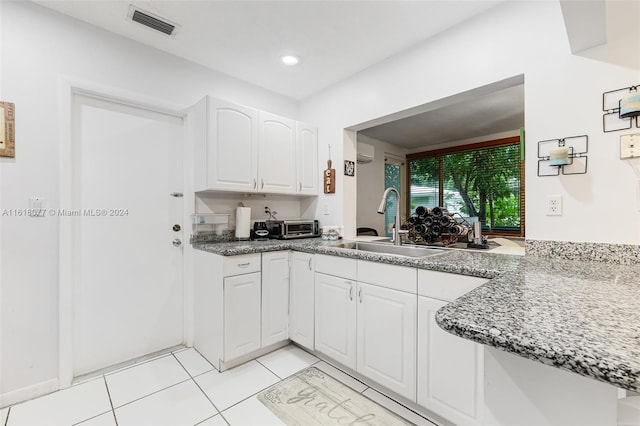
[537,135,588,176]
[602,85,640,132]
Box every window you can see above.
[407,136,524,236]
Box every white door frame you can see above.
[58,77,195,388]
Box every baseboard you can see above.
[219,340,290,372]
[0,378,59,408]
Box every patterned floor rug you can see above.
[258,367,415,425]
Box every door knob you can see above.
[172,239,182,247]
[172,224,181,232]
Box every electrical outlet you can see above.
[620,133,640,159]
[546,195,562,216]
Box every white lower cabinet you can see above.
[261,251,290,347]
[417,270,486,425]
[289,252,315,350]
[224,272,262,360]
[357,282,416,401]
[194,251,290,368]
[314,272,357,369]
[314,263,417,401]
[197,249,487,424]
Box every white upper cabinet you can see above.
[190,96,317,195]
[207,98,259,192]
[258,112,297,194]
[296,123,318,195]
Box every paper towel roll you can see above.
[235,207,251,240]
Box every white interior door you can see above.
[72,94,184,377]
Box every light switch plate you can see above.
[29,197,46,217]
[620,133,640,159]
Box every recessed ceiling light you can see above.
[281,55,300,66]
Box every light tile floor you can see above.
[1,345,436,426]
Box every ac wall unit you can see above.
[357,143,374,164]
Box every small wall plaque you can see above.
[344,160,355,177]
[0,102,15,158]
[324,159,335,193]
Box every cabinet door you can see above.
[296,123,318,195]
[314,273,356,370]
[356,282,416,401]
[209,98,258,191]
[261,251,290,347]
[417,296,483,425]
[289,252,315,350]
[224,272,261,361]
[258,112,297,194]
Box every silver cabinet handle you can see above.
[261,178,264,189]
[172,238,182,247]
[299,182,302,191]
[349,283,353,301]
[252,179,257,189]
[308,258,312,271]
[358,288,363,303]
[237,262,250,267]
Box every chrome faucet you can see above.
[377,187,406,246]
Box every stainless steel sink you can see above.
[331,241,446,258]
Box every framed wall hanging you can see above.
[0,102,15,158]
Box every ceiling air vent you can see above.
[128,6,177,36]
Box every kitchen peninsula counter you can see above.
[193,239,640,393]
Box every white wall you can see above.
[196,192,317,229]
[356,134,407,236]
[0,1,298,403]
[300,0,640,244]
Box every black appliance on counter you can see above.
[266,219,320,239]
[251,221,270,240]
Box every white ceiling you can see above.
[34,0,502,100]
[359,84,525,149]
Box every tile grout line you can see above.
[217,361,320,415]
[103,375,119,426]
[190,347,219,372]
[110,377,193,411]
[191,379,225,422]
[254,358,284,381]
[172,353,224,419]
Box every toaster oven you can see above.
[266,219,320,239]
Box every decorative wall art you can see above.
[0,102,15,158]
[602,85,640,133]
[324,145,336,194]
[344,160,355,177]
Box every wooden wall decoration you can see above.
[0,102,15,158]
[324,159,336,194]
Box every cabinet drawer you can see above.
[417,269,488,302]
[315,254,357,280]
[357,260,417,294]
[224,253,261,277]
